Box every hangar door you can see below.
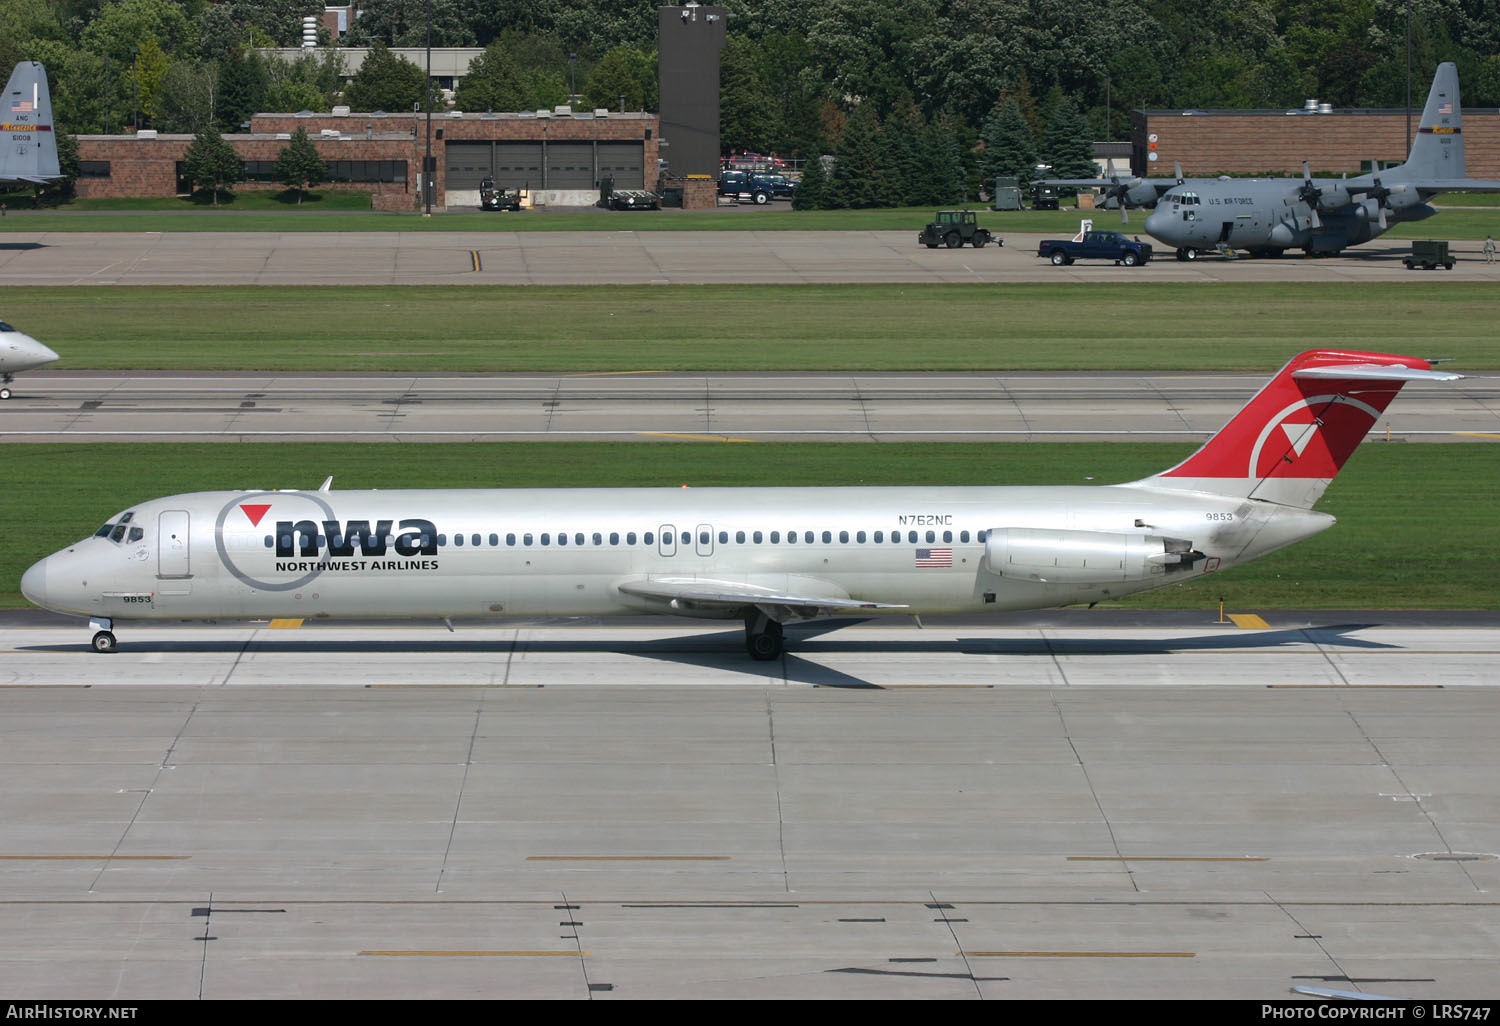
[597,142,645,189]
[546,142,596,189]
[444,139,641,190]
[445,141,494,191]
[491,142,542,189]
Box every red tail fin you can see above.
[1139,350,1459,508]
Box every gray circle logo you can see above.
[215,491,337,591]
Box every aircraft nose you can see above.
[21,336,59,366]
[1143,209,1169,239]
[20,557,49,608]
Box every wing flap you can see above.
[617,576,906,618]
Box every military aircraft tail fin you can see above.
[1133,350,1460,509]
[0,61,60,186]
[1399,61,1464,180]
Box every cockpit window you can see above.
[95,511,141,544]
[0,322,14,332]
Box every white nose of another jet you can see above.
[20,557,49,608]
[11,333,59,369]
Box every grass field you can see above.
[4,282,1499,372]
[4,202,1500,238]
[3,442,1495,611]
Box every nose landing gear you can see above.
[90,618,116,653]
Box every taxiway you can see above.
[5,369,1495,442]
[4,229,1499,285]
[1,616,1498,998]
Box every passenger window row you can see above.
[264,528,986,549]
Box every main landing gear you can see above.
[744,611,784,661]
[90,617,116,653]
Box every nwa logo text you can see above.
[276,518,439,558]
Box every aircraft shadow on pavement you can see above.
[22,622,1395,690]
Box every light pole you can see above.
[423,0,432,215]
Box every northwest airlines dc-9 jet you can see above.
[22,350,1459,659]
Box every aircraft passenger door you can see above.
[158,510,192,579]
[695,523,714,557]
[658,524,676,557]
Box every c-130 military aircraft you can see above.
[1047,63,1500,259]
[22,350,1459,659]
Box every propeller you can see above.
[1096,158,1135,223]
[1297,161,1323,228]
[1354,160,1401,229]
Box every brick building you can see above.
[1131,107,1500,179]
[74,108,661,211]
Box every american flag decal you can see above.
[1438,102,1452,114]
[914,548,952,567]
[10,99,33,113]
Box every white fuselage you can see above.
[22,483,1335,626]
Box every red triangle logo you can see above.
[240,504,272,526]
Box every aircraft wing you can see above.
[618,576,907,619]
[1421,178,1500,193]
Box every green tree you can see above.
[274,125,327,203]
[1039,95,1096,182]
[882,95,925,207]
[193,4,243,62]
[454,40,531,112]
[129,38,170,128]
[345,0,477,47]
[980,98,1039,195]
[791,154,830,210]
[753,31,823,158]
[155,61,218,134]
[720,37,774,154]
[827,104,892,209]
[80,0,198,65]
[912,115,964,206]
[217,49,268,131]
[182,127,242,206]
[0,0,66,74]
[582,45,655,112]
[805,0,939,118]
[342,41,428,113]
[25,39,112,134]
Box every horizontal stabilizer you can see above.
[1294,362,1463,382]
